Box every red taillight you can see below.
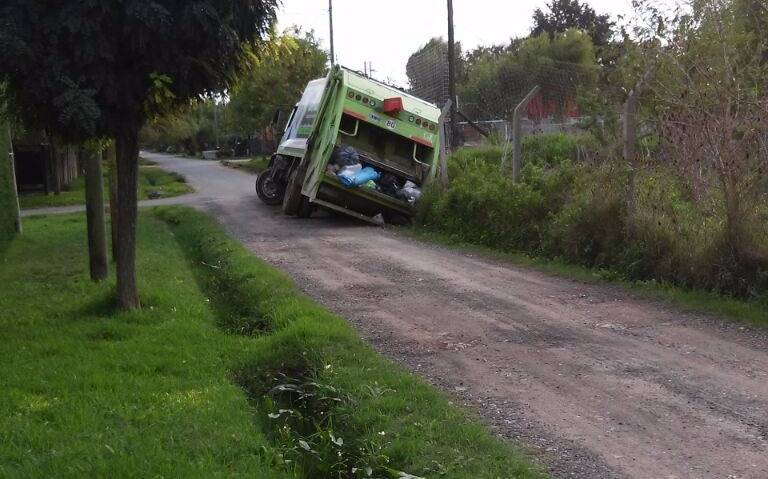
[383,97,404,116]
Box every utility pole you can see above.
[329,0,335,65]
[447,0,458,148]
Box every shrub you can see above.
[419,134,768,300]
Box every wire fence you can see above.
[405,39,618,155]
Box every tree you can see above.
[226,28,328,136]
[459,30,597,121]
[532,0,615,47]
[406,38,463,106]
[1,0,278,309]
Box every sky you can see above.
[278,0,639,86]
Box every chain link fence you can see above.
[405,38,617,161]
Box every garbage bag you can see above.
[330,146,360,167]
[396,181,422,203]
[338,166,381,188]
[378,173,403,196]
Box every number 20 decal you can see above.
[385,119,397,129]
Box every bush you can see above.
[419,134,768,300]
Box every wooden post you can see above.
[84,147,108,281]
[511,85,540,183]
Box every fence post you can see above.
[511,85,540,183]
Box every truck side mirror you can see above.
[272,108,282,126]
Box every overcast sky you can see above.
[278,0,639,86]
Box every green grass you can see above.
[404,227,768,327]
[0,214,283,477]
[0,209,544,478]
[19,163,193,209]
[221,157,269,175]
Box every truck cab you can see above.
[257,66,442,224]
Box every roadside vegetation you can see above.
[410,0,768,324]
[20,161,191,209]
[415,132,768,325]
[0,210,544,479]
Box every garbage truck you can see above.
[256,65,442,224]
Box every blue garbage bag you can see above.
[338,166,381,188]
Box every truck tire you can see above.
[282,168,304,216]
[297,196,312,218]
[255,168,283,206]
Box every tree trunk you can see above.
[115,131,140,310]
[723,180,745,255]
[52,145,62,195]
[105,145,118,261]
[6,125,22,234]
[83,147,108,281]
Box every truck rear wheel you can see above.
[256,168,284,206]
[282,168,304,216]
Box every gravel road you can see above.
[145,153,768,478]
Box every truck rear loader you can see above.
[256,65,443,224]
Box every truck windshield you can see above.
[282,79,327,143]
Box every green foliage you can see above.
[226,28,328,135]
[0,121,15,247]
[418,138,577,252]
[532,0,616,47]
[406,37,464,101]
[418,137,768,301]
[155,206,545,479]
[459,29,597,121]
[0,0,278,142]
[140,100,218,155]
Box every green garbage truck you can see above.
[256,65,443,224]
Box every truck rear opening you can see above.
[315,111,435,221]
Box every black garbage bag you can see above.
[378,173,404,197]
[330,146,360,167]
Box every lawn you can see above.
[0,210,544,478]
[19,161,193,209]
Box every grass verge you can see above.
[0,213,282,477]
[404,227,768,327]
[19,161,192,209]
[0,208,544,478]
[155,206,545,478]
[220,157,269,175]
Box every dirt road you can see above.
[145,153,768,479]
